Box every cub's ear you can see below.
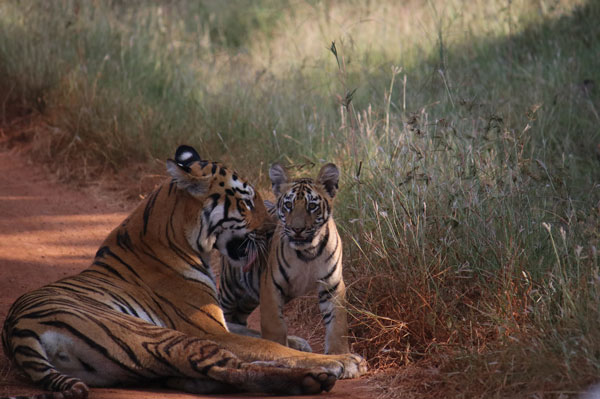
[269,163,289,197]
[317,163,339,198]
[166,145,209,197]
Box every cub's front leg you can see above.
[259,267,288,347]
[319,278,350,354]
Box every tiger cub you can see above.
[219,163,349,354]
[218,204,313,353]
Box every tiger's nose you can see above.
[291,227,304,234]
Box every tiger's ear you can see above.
[174,145,201,169]
[269,163,289,197]
[166,145,210,197]
[317,163,339,198]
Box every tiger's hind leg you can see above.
[319,279,350,354]
[5,306,336,396]
[3,328,90,399]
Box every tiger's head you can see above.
[269,163,339,250]
[166,145,267,269]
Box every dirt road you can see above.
[0,149,377,399]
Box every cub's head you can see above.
[166,145,266,269]
[269,162,339,250]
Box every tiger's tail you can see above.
[0,382,88,399]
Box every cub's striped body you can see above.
[218,237,264,328]
[2,146,366,399]
[219,163,350,355]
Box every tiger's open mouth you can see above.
[226,236,258,272]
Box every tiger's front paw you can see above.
[300,368,336,394]
[333,353,368,379]
[248,363,337,395]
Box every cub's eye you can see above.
[244,199,254,210]
[284,201,293,210]
[308,203,317,211]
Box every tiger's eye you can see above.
[284,201,293,209]
[308,203,317,211]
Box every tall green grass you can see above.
[1,0,599,396]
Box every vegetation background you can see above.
[1,0,599,397]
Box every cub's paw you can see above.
[253,364,337,395]
[333,353,368,379]
[288,335,313,353]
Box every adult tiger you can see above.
[219,163,349,355]
[1,146,366,399]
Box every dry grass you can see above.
[1,0,600,397]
